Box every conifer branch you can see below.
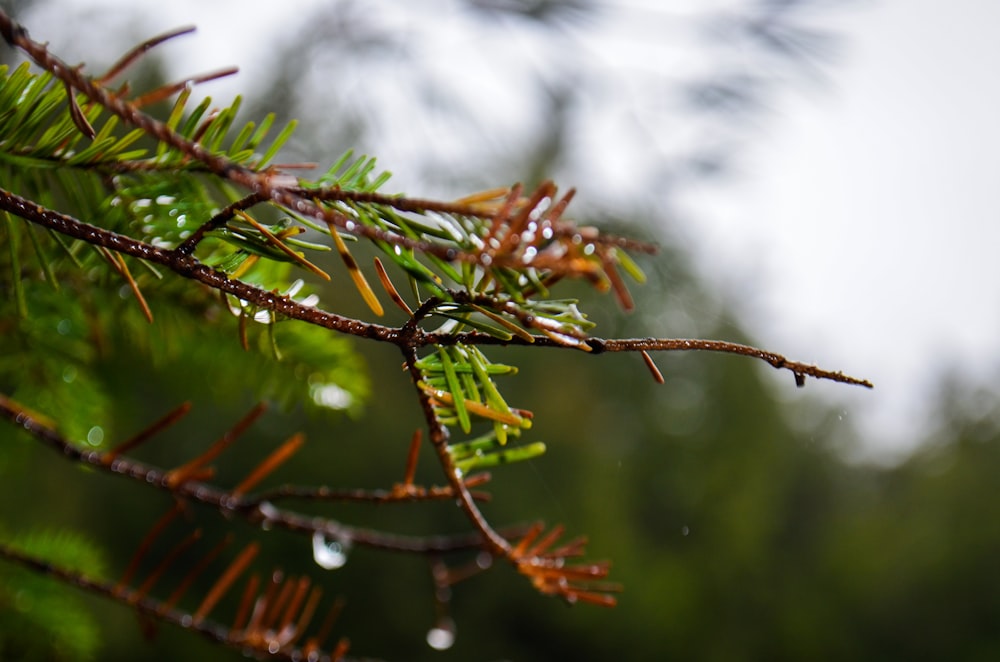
[0,394,510,555]
[0,10,872,656]
[0,184,870,390]
[0,541,351,661]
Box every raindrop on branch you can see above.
[426,618,456,651]
[312,531,351,570]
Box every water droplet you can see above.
[426,619,456,650]
[312,531,350,570]
[257,500,280,520]
[86,426,104,446]
[310,383,353,411]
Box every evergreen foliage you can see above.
[0,9,876,660]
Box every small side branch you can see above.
[0,542,349,662]
[0,394,503,555]
[400,345,514,558]
[0,186,398,343]
[249,474,493,505]
[588,337,873,389]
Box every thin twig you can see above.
[0,394,516,555]
[0,186,870,390]
[0,542,344,662]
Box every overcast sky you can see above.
[679,0,1000,461]
[14,0,999,462]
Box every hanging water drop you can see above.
[256,500,279,531]
[426,618,456,651]
[312,531,350,570]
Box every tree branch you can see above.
[0,394,508,555]
[0,542,351,661]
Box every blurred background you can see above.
[2,0,1000,660]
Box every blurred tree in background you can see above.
[2,1,999,660]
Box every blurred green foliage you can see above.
[0,529,106,661]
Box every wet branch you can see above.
[0,185,870,390]
[0,541,353,661]
[0,394,505,555]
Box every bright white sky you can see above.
[678,0,1000,461]
[17,0,1000,462]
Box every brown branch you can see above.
[587,337,873,389]
[401,345,513,559]
[0,542,346,662]
[0,185,871,394]
[249,476,493,506]
[0,186,398,342]
[0,394,514,555]
[417,317,872,389]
